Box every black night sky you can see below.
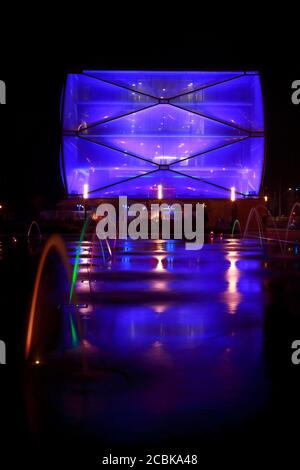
[0,21,299,214]
[1,15,300,467]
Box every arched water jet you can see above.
[25,234,79,361]
[243,207,264,245]
[27,221,42,241]
[285,202,300,252]
[105,237,112,258]
[231,219,242,238]
[90,231,106,268]
[249,204,283,254]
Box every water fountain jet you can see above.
[27,220,42,242]
[285,202,300,252]
[231,219,242,238]
[25,234,79,361]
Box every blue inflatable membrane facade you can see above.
[61,71,265,199]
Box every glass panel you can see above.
[63,136,157,195]
[80,105,247,163]
[88,170,232,198]
[62,72,265,198]
[172,137,264,195]
[59,148,67,190]
[171,75,264,131]
[63,74,157,131]
[83,70,243,98]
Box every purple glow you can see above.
[171,74,264,131]
[83,70,243,98]
[79,105,247,163]
[171,138,264,196]
[63,137,156,195]
[79,170,232,199]
[63,74,157,131]
[62,71,265,198]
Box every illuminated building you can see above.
[61,71,264,199]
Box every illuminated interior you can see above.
[61,71,265,198]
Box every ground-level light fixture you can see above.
[83,184,89,220]
[83,183,89,199]
[230,187,236,202]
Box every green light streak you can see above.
[69,313,78,347]
[69,216,91,304]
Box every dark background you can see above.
[0,19,299,215]
[0,16,300,467]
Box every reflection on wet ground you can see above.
[2,237,300,464]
